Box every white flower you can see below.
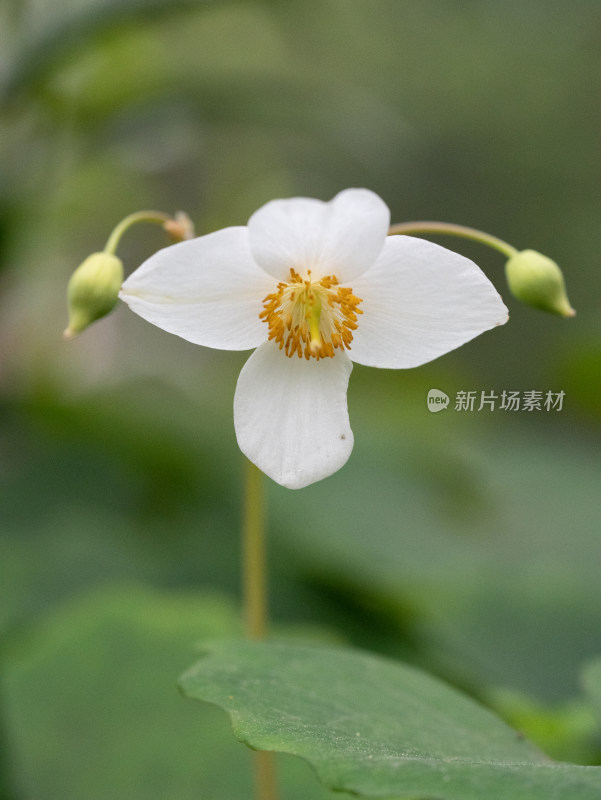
[120,189,508,489]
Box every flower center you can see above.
[260,268,363,360]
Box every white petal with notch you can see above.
[234,342,354,489]
[248,188,390,284]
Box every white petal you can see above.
[349,236,509,368]
[247,188,390,283]
[234,343,354,489]
[120,227,275,350]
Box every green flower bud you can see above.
[63,251,124,338]
[505,249,575,318]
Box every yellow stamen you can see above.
[260,268,363,360]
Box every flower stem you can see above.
[388,221,518,259]
[242,458,278,800]
[253,753,278,800]
[243,459,268,640]
[103,210,172,256]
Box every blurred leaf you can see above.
[270,412,601,700]
[582,656,601,724]
[486,688,601,765]
[1,0,217,103]
[556,340,601,423]
[0,382,243,635]
[181,639,601,800]
[1,585,335,800]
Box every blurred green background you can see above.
[1,1,601,797]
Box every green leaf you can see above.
[181,639,601,800]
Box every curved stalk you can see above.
[103,210,171,256]
[388,221,518,259]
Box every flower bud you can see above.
[63,251,123,338]
[504,249,575,318]
[163,211,195,242]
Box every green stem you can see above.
[388,221,518,259]
[242,459,279,800]
[254,752,278,800]
[103,210,172,256]
[243,459,268,640]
